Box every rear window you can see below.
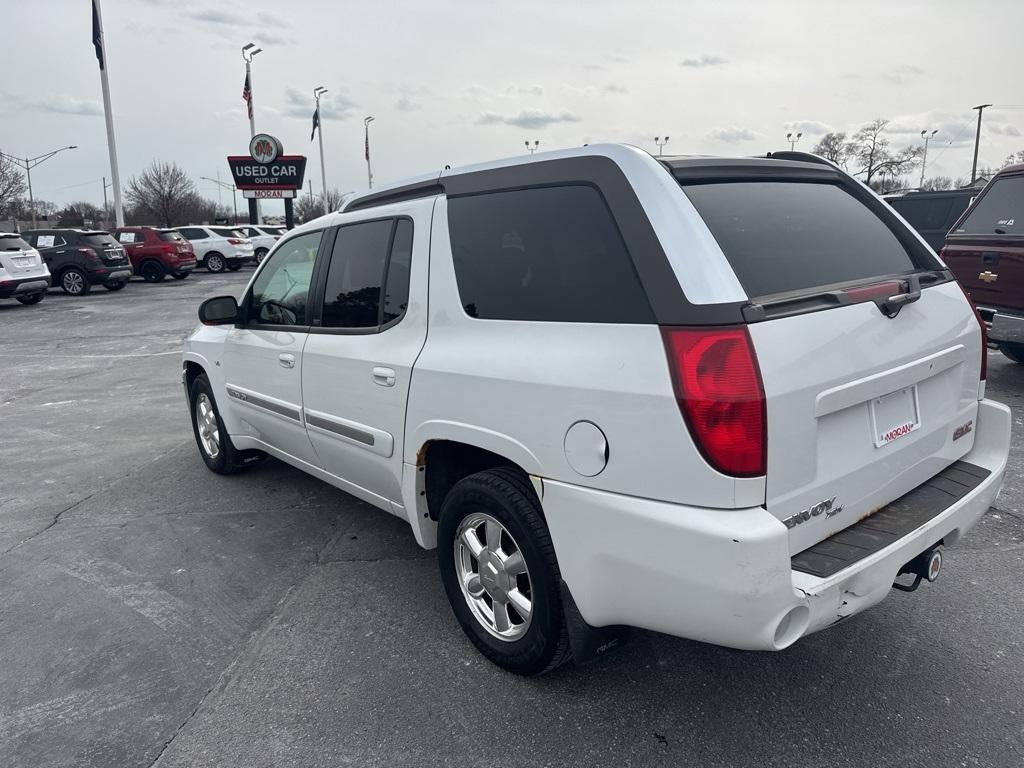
[890,196,955,231]
[447,185,653,323]
[212,228,243,238]
[0,235,31,251]
[681,181,917,297]
[158,230,184,241]
[954,175,1023,235]
[81,233,119,247]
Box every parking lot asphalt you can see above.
[1,270,1023,768]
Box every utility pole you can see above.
[314,87,329,211]
[0,146,77,228]
[201,176,239,223]
[364,116,375,189]
[654,136,670,156]
[919,129,938,187]
[525,140,540,154]
[971,104,993,184]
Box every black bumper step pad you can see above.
[791,461,990,578]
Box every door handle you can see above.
[279,353,296,369]
[372,366,396,387]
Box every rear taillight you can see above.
[160,243,175,254]
[661,326,766,477]
[958,283,988,382]
[227,238,245,245]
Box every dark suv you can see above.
[22,229,133,295]
[941,164,1024,361]
[111,227,197,282]
[884,188,977,251]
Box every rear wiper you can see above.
[878,273,921,318]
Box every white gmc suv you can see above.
[182,144,1010,675]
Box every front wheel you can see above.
[205,253,226,273]
[998,343,1024,364]
[60,268,90,296]
[16,292,45,305]
[438,467,571,676]
[188,373,265,474]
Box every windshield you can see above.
[158,230,184,242]
[681,180,918,297]
[954,175,1023,235]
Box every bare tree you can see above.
[812,132,849,167]
[295,188,345,222]
[57,200,107,228]
[1004,150,1024,168]
[126,161,199,226]
[0,153,27,217]
[920,176,954,191]
[846,119,921,189]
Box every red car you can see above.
[941,164,1024,361]
[111,227,198,282]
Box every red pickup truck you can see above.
[941,164,1024,362]
[112,227,197,282]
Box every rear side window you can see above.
[0,235,31,251]
[81,233,119,247]
[158,230,184,242]
[447,185,652,322]
[890,196,954,231]
[212,227,243,238]
[681,181,917,298]
[954,175,1023,235]
[320,219,394,329]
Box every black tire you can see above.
[998,343,1024,364]
[188,373,266,474]
[15,292,45,305]
[172,272,189,280]
[140,261,166,282]
[60,268,90,296]
[438,466,571,676]
[104,281,127,291]
[226,262,242,271]
[205,253,226,273]
[255,248,268,263]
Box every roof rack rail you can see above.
[764,150,842,172]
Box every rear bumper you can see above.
[0,274,51,297]
[542,398,1010,651]
[979,305,1024,344]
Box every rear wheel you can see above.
[255,247,269,263]
[438,467,571,676]
[205,253,226,273]
[998,342,1024,364]
[60,268,90,296]
[140,261,166,282]
[188,373,266,474]
[16,292,45,305]
[103,281,127,291]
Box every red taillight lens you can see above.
[958,283,988,381]
[661,326,766,477]
[227,238,245,245]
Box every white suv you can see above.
[182,144,1010,675]
[0,232,50,304]
[175,226,254,273]
[238,225,284,263]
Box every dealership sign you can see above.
[242,188,297,199]
[228,134,306,191]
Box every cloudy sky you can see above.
[4,0,1023,215]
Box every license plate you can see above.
[13,257,32,266]
[871,386,921,447]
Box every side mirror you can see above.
[198,295,239,325]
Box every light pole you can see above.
[786,132,803,151]
[364,116,375,189]
[919,129,938,187]
[0,146,77,228]
[201,176,239,223]
[242,43,263,223]
[314,87,329,211]
[654,136,670,156]
[525,140,539,154]
[971,104,993,184]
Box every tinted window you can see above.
[158,230,184,242]
[212,227,244,238]
[890,196,954,231]
[177,228,207,240]
[447,185,652,322]
[383,220,413,323]
[682,181,917,297]
[248,231,322,326]
[955,175,1024,235]
[0,235,31,251]
[81,233,119,247]
[321,219,393,328]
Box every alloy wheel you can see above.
[63,271,85,295]
[454,512,533,641]
[195,393,221,459]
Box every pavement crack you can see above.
[146,683,217,768]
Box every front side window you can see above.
[248,231,322,326]
[955,175,1024,235]
[447,185,653,323]
[320,219,395,329]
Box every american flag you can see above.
[364,130,369,162]
[92,0,105,70]
[242,73,253,119]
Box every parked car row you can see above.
[1,223,279,305]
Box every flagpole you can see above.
[242,43,262,224]
[313,87,328,212]
[93,0,124,227]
